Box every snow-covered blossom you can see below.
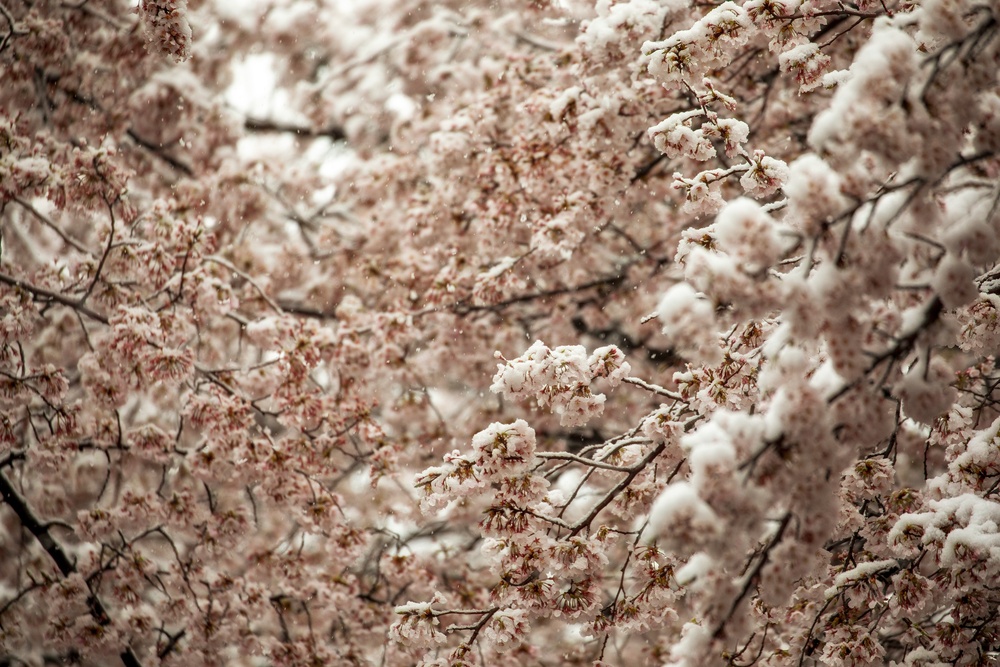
[647,482,722,551]
[473,256,526,305]
[138,0,192,62]
[779,42,831,93]
[707,117,750,158]
[739,150,789,197]
[484,608,529,650]
[587,344,631,387]
[472,420,537,477]
[932,253,978,309]
[712,197,787,271]
[782,153,848,234]
[895,355,958,426]
[4,0,1000,665]
[648,112,716,161]
[491,342,629,426]
[389,594,449,649]
[656,283,722,365]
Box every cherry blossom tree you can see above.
[1,0,1000,665]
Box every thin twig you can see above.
[0,271,108,324]
[623,376,684,401]
[205,255,284,314]
[13,197,93,253]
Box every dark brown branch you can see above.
[828,296,943,403]
[571,315,681,366]
[0,471,75,576]
[631,153,668,183]
[569,445,682,536]
[0,271,108,324]
[0,473,147,667]
[712,512,792,639]
[454,273,628,316]
[157,628,186,659]
[276,302,337,319]
[0,2,29,55]
[125,129,194,176]
[244,117,347,142]
[0,450,26,468]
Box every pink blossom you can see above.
[2,0,999,665]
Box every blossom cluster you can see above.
[490,341,630,426]
[3,0,1000,665]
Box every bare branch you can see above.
[0,271,108,324]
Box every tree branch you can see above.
[0,271,108,324]
[125,129,194,176]
[712,511,792,639]
[0,471,147,667]
[244,117,347,142]
[0,471,75,576]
